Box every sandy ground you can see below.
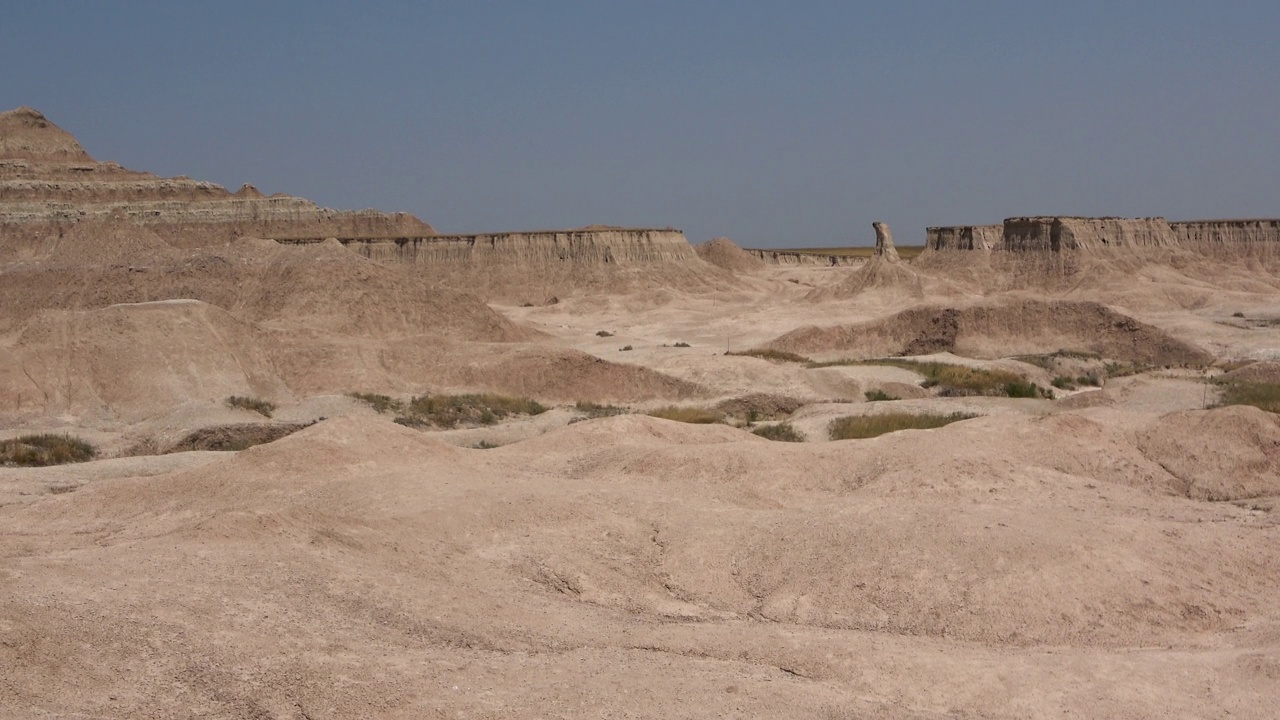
[4,258,1280,718]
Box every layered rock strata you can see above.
[0,107,433,249]
[927,216,1280,253]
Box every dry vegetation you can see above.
[751,423,805,442]
[646,406,725,424]
[225,395,276,417]
[813,359,1050,398]
[829,411,978,440]
[0,434,97,466]
[394,393,548,429]
[1214,380,1280,413]
[725,348,812,363]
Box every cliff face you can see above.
[1003,217,1178,252]
[0,107,435,249]
[327,228,697,266]
[927,216,1279,254]
[927,225,1002,251]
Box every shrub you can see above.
[1232,311,1246,318]
[829,412,977,440]
[647,406,725,424]
[0,434,97,467]
[620,345,634,351]
[1003,380,1050,399]
[348,392,405,414]
[1051,376,1076,390]
[1214,380,1280,414]
[397,394,549,429]
[726,348,811,363]
[596,330,614,337]
[864,389,899,402]
[674,342,691,348]
[226,395,276,417]
[471,440,500,450]
[752,423,805,442]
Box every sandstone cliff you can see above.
[744,250,862,266]
[926,225,1003,251]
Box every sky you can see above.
[4,1,1278,247]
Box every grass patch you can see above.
[226,395,276,417]
[814,359,1050,398]
[1213,380,1280,414]
[394,393,549,429]
[829,412,977,440]
[1103,361,1151,379]
[674,341,691,348]
[471,440,501,450]
[726,348,812,363]
[752,423,805,442]
[864,389,899,402]
[348,392,405,414]
[620,345,634,352]
[595,330,614,337]
[647,406,725,424]
[1013,349,1102,371]
[0,434,97,467]
[575,400,630,418]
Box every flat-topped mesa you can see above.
[1002,217,1178,252]
[926,216,1280,254]
[288,227,698,265]
[1171,219,1280,247]
[926,225,1003,251]
[873,221,899,262]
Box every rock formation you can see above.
[873,221,899,262]
[926,216,1280,254]
[694,237,767,272]
[745,249,863,266]
[0,106,434,250]
[926,225,1002,251]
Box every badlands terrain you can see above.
[2,106,1280,718]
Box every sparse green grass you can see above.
[394,393,549,429]
[864,389,899,402]
[752,423,805,442]
[1013,349,1102,370]
[0,434,97,467]
[1213,380,1280,414]
[1051,375,1102,391]
[226,395,276,417]
[348,392,405,414]
[575,400,630,418]
[471,440,501,450]
[812,359,1049,398]
[829,412,978,440]
[726,348,812,363]
[647,406,725,424]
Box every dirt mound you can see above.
[1137,406,1280,500]
[166,421,315,453]
[1223,361,1280,384]
[0,300,290,421]
[0,226,529,340]
[0,106,92,162]
[805,255,927,301]
[695,237,766,272]
[767,299,1213,365]
[714,393,805,420]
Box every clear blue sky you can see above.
[4,1,1278,247]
